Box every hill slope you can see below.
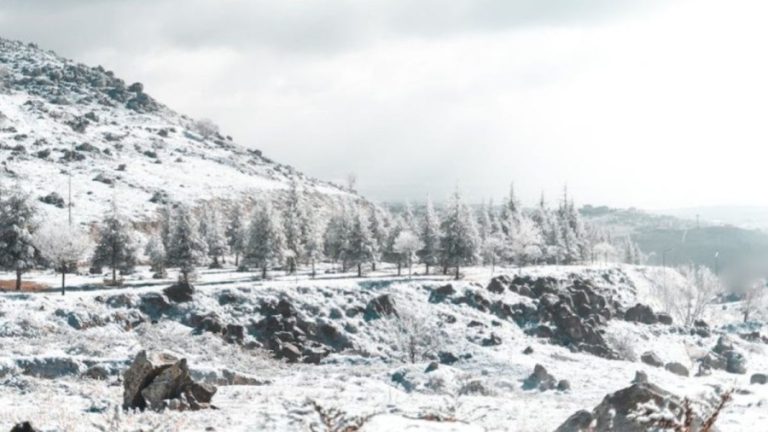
[0,38,354,225]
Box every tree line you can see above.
[0,181,643,294]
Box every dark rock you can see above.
[438,352,459,365]
[487,276,509,294]
[523,364,557,391]
[624,304,657,325]
[10,422,39,432]
[713,335,734,355]
[122,351,180,410]
[725,350,747,375]
[364,294,397,320]
[429,284,455,303]
[164,282,195,303]
[664,362,689,377]
[83,364,110,380]
[185,381,217,404]
[523,346,534,355]
[218,290,246,306]
[279,343,302,363]
[554,410,593,432]
[481,333,502,347]
[223,324,245,344]
[557,379,571,391]
[39,192,65,208]
[17,356,83,379]
[425,362,439,373]
[751,373,767,384]
[139,293,171,318]
[633,371,648,384]
[141,359,191,411]
[640,351,664,368]
[656,313,673,325]
[699,352,727,371]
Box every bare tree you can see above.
[193,118,220,139]
[391,310,442,363]
[742,279,766,323]
[674,264,721,326]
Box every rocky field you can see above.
[0,264,766,431]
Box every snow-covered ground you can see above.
[0,263,766,431]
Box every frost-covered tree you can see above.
[555,187,587,264]
[283,180,309,274]
[92,204,137,285]
[304,216,325,278]
[499,183,521,236]
[194,118,220,139]
[244,200,286,278]
[439,189,480,280]
[593,241,618,264]
[166,205,208,283]
[673,264,721,326]
[203,208,228,268]
[394,230,422,277]
[402,201,417,233]
[225,204,246,267]
[507,215,543,266]
[368,205,390,271]
[417,197,441,275]
[384,215,406,274]
[481,234,505,274]
[144,234,167,279]
[0,190,38,291]
[158,204,173,251]
[344,207,376,277]
[324,206,351,270]
[33,221,89,295]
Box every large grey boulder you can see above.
[640,351,664,367]
[665,362,690,377]
[523,364,558,391]
[123,350,179,410]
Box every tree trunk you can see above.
[262,266,267,279]
[15,269,21,291]
[408,258,412,278]
[311,259,316,279]
[372,262,377,271]
[397,262,401,276]
[112,266,117,285]
[61,271,66,296]
[289,258,296,274]
[425,263,430,275]
[235,253,239,267]
[357,263,362,278]
[454,264,460,280]
[442,265,448,275]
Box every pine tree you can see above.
[0,190,38,291]
[402,201,416,232]
[417,197,441,275]
[244,200,286,278]
[345,206,376,277]
[144,234,167,279]
[324,206,351,270]
[368,205,390,271]
[385,215,406,275]
[92,203,137,285]
[204,208,228,268]
[393,230,422,277]
[304,215,324,278]
[499,182,521,236]
[439,189,480,280]
[158,204,173,251]
[225,204,246,267]
[283,180,308,274]
[166,205,207,283]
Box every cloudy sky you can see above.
[2,0,767,209]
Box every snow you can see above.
[0,263,764,431]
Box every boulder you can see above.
[713,335,734,355]
[523,346,534,355]
[141,359,191,410]
[633,371,648,384]
[664,362,689,377]
[556,382,699,432]
[164,282,195,303]
[139,293,171,318]
[640,351,664,368]
[17,356,83,379]
[123,350,180,410]
[557,379,571,391]
[481,333,502,347]
[699,352,727,371]
[724,351,747,375]
[364,294,397,320]
[624,304,657,325]
[486,276,508,294]
[523,364,558,391]
[751,373,767,385]
[656,313,673,325]
[438,352,459,365]
[425,362,439,373]
[83,364,111,380]
[10,423,39,432]
[429,284,455,303]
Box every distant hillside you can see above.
[0,38,357,226]
[581,205,768,273]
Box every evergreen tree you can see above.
[225,204,246,267]
[33,220,89,295]
[283,180,308,274]
[344,206,376,277]
[144,234,167,279]
[385,215,406,275]
[204,208,228,268]
[324,205,351,270]
[304,215,325,278]
[439,189,480,280]
[244,200,286,278]
[166,205,208,283]
[92,203,137,285]
[402,201,417,232]
[367,205,390,271]
[0,190,38,291]
[158,204,173,251]
[417,197,441,275]
[499,182,521,236]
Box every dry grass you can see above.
[0,280,50,292]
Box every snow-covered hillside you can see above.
[0,38,355,225]
[0,264,764,431]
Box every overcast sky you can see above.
[2,0,767,209]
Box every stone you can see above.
[699,352,727,371]
[481,333,502,347]
[725,350,747,375]
[624,304,657,325]
[185,381,217,403]
[10,423,39,432]
[16,356,83,379]
[425,362,439,373]
[656,313,673,325]
[141,359,191,410]
[364,294,397,320]
[122,350,180,410]
[139,293,171,318]
[83,364,110,380]
[486,277,508,294]
[523,364,557,391]
[279,342,302,362]
[640,351,664,368]
[223,324,245,344]
[557,379,571,391]
[523,346,534,355]
[164,282,195,303]
[554,410,593,432]
[751,373,767,384]
[429,284,455,303]
[633,371,648,384]
[664,362,689,377]
[438,352,459,365]
[713,335,734,355]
